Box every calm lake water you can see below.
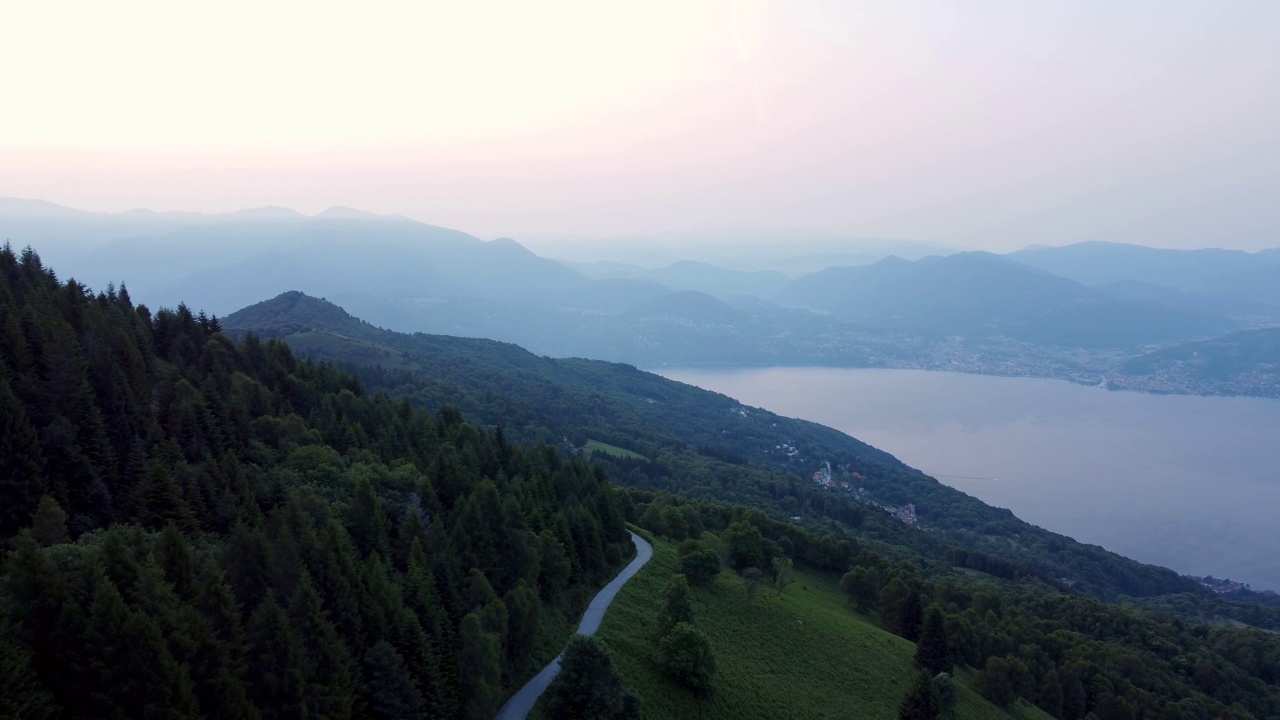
[658,367,1280,591]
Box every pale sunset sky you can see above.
[2,0,1278,250]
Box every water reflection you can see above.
[660,367,1280,591]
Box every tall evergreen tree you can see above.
[290,572,357,719]
[245,593,307,720]
[28,494,68,547]
[458,613,501,720]
[0,376,44,536]
[360,641,424,720]
[914,606,951,675]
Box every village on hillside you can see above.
[809,460,917,525]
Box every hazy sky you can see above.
[2,0,1278,250]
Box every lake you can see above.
[658,367,1280,591]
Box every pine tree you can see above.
[160,521,196,598]
[84,576,198,718]
[245,593,307,720]
[360,641,424,720]
[457,613,501,720]
[0,622,56,719]
[914,606,951,675]
[290,572,357,719]
[133,460,197,531]
[0,376,44,536]
[347,472,389,558]
[29,495,68,546]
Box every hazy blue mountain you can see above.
[1008,241,1268,288]
[569,259,792,299]
[776,251,1237,347]
[1197,261,1280,308]
[0,195,309,250]
[1097,279,1280,321]
[527,232,957,272]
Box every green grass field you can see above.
[587,536,1051,720]
[584,439,647,460]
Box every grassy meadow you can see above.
[584,439,648,460]
[576,536,1052,720]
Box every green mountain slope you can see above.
[224,291,1201,601]
[585,535,1051,720]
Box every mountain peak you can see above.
[222,291,370,339]
[316,206,386,219]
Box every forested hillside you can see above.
[0,245,634,718]
[226,291,1203,602]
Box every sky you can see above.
[2,0,1279,251]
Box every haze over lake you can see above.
[660,367,1280,591]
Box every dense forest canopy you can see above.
[0,245,633,719]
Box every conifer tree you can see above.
[29,495,68,547]
[0,376,44,536]
[133,460,198,531]
[160,521,196,598]
[361,640,424,720]
[348,472,389,558]
[85,577,198,718]
[914,606,951,675]
[245,593,307,720]
[458,613,501,720]
[290,572,357,719]
[0,619,56,719]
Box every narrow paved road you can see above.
[495,531,654,720]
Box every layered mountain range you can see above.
[5,197,1279,394]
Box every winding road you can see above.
[494,531,654,720]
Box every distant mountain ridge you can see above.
[775,251,1235,348]
[5,197,1280,395]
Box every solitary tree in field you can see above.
[771,556,794,595]
[659,622,717,695]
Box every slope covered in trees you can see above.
[0,245,633,718]
[225,291,1203,602]
[619,495,1280,720]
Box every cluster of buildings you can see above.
[809,462,916,525]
